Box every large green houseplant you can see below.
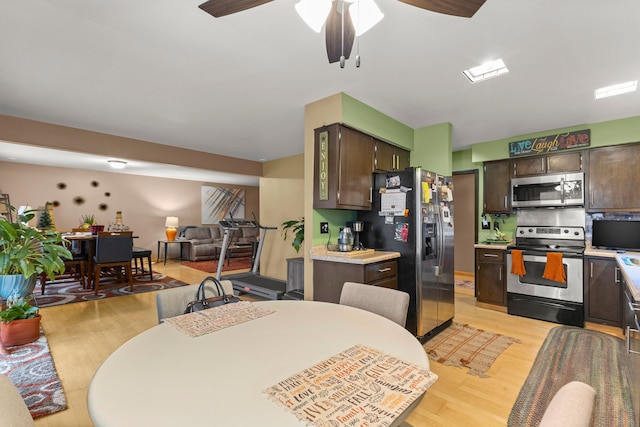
[281,218,304,253]
[0,206,71,299]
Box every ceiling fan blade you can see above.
[398,0,486,18]
[198,0,273,18]
[325,1,356,64]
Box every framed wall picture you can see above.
[201,186,245,224]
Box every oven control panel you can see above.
[516,226,584,240]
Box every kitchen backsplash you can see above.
[478,214,517,242]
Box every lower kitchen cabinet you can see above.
[584,256,622,327]
[475,248,506,306]
[313,259,398,304]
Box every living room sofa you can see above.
[180,226,257,262]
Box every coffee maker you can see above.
[351,221,364,250]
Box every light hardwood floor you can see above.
[33,263,623,427]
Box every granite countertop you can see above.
[310,246,400,265]
[474,241,513,250]
[615,253,640,302]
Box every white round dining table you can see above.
[87,300,430,427]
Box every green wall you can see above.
[413,123,452,175]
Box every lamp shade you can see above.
[165,216,179,228]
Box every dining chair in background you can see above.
[92,232,134,295]
[40,239,88,293]
[131,246,153,281]
[339,282,410,327]
[155,279,235,323]
[0,374,35,427]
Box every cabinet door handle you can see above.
[615,266,620,284]
[590,261,593,278]
[369,187,372,203]
[483,253,499,258]
[499,266,502,281]
[504,196,507,209]
[546,156,549,171]
[590,191,594,206]
[378,268,392,273]
[542,157,545,171]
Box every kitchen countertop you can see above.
[615,253,640,302]
[474,241,513,250]
[310,246,400,265]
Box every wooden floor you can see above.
[33,263,623,427]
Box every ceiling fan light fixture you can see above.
[295,0,332,33]
[594,80,638,99]
[349,0,384,36]
[463,58,509,83]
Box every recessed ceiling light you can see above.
[107,160,127,169]
[594,80,638,99]
[463,59,509,84]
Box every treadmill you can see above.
[216,217,286,300]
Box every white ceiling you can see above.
[1,0,640,182]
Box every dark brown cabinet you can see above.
[475,248,506,306]
[483,159,512,214]
[588,143,640,212]
[513,150,584,177]
[374,139,410,172]
[584,256,622,327]
[313,259,398,303]
[313,124,374,210]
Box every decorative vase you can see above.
[89,225,105,235]
[0,275,37,299]
[0,315,41,346]
[116,212,123,225]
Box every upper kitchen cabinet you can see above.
[374,139,410,172]
[313,123,374,210]
[588,142,640,212]
[483,159,512,214]
[513,150,584,177]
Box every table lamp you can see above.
[165,216,179,241]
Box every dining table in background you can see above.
[87,300,432,427]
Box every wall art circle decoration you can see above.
[99,203,108,211]
[52,201,60,207]
[57,183,67,189]
[73,197,85,205]
[104,192,111,197]
[91,181,99,187]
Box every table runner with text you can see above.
[164,301,274,337]
[264,344,438,427]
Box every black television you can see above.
[591,220,640,250]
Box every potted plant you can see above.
[0,205,72,299]
[0,295,41,346]
[281,218,304,253]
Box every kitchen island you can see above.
[310,246,400,303]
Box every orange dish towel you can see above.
[510,250,526,276]
[542,252,566,284]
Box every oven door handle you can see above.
[511,249,583,259]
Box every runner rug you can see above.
[0,328,66,419]
[35,272,189,308]
[182,256,253,274]
[423,322,520,378]
[508,326,635,427]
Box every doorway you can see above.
[452,170,478,278]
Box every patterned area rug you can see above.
[454,278,474,294]
[0,328,66,419]
[423,322,520,378]
[508,326,635,427]
[182,256,253,273]
[34,272,189,308]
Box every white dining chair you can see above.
[339,282,410,327]
[0,374,35,427]
[155,279,235,323]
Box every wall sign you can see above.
[509,129,590,157]
[318,130,329,201]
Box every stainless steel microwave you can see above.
[511,172,584,208]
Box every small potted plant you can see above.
[0,295,41,346]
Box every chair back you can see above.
[339,282,410,327]
[94,232,133,263]
[0,374,35,426]
[155,280,235,323]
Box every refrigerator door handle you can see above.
[435,206,444,276]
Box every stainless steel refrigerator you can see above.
[357,167,455,341]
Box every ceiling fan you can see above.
[198,0,486,65]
